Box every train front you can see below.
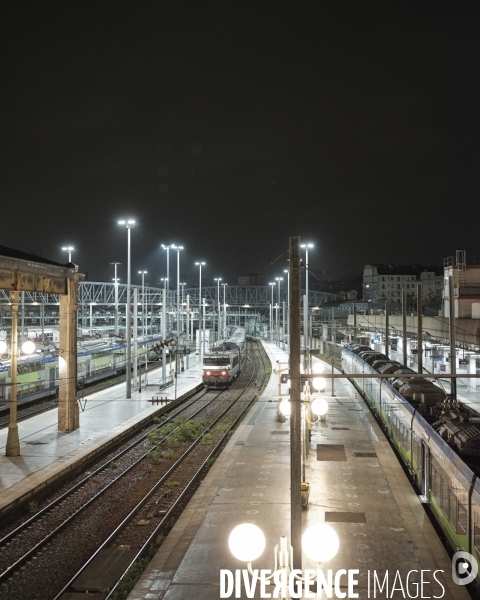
[202,353,232,388]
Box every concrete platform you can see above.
[127,340,470,600]
[0,355,203,516]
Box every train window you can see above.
[449,490,457,530]
[431,467,438,498]
[441,478,449,514]
[475,525,480,557]
[458,503,467,534]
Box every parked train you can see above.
[202,327,246,388]
[343,343,480,589]
[0,334,171,405]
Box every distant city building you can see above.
[363,264,443,301]
[443,250,480,318]
[237,274,265,286]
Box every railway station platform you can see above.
[0,355,203,517]
[127,340,469,600]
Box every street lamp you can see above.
[161,244,174,330]
[196,262,206,355]
[160,277,168,290]
[180,282,186,334]
[111,262,121,336]
[284,269,290,340]
[300,243,314,372]
[221,283,228,339]
[228,523,339,595]
[214,278,222,342]
[138,271,147,337]
[118,219,136,398]
[276,277,283,343]
[62,246,75,263]
[269,282,275,341]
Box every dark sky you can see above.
[2,2,479,287]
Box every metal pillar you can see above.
[58,276,81,431]
[289,236,302,571]
[162,288,166,385]
[353,301,357,343]
[417,283,423,374]
[449,276,456,400]
[126,227,132,399]
[186,294,190,369]
[6,292,20,456]
[133,288,138,386]
[402,288,407,366]
[385,299,389,360]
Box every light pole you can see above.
[62,246,75,263]
[111,262,121,336]
[269,282,275,341]
[138,270,147,337]
[276,277,283,344]
[161,244,174,329]
[214,277,222,342]
[196,262,206,355]
[160,277,168,290]
[118,219,135,398]
[284,268,290,340]
[222,283,228,339]
[172,246,183,336]
[180,282,186,335]
[300,243,314,372]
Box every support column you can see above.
[449,276,456,401]
[289,236,302,571]
[58,275,81,431]
[402,288,407,366]
[385,299,389,360]
[417,284,423,374]
[6,291,20,456]
[133,288,138,386]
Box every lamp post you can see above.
[160,277,168,291]
[284,269,290,340]
[221,283,228,339]
[269,282,275,341]
[118,219,135,398]
[62,246,75,263]
[195,262,206,356]
[276,277,283,344]
[214,277,222,342]
[161,245,174,330]
[111,263,121,335]
[300,243,314,372]
[180,282,186,335]
[138,270,147,338]
[172,246,184,337]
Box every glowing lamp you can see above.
[279,399,291,417]
[312,362,324,374]
[302,524,339,563]
[311,377,326,391]
[22,341,35,355]
[228,523,266,563]
[311,398,328,417]
[0,341,7,354]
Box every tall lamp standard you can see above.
[118,219,136,398]
[276,277,283,343]
[62,246,75,263]
[300,243,314,372]
[214,277,222,342]
[172,246,184,336]
[161,244,174,329]
[138,270,147,337]
[221,283,228,339]
[284,268,290,340]
[111,262,121,335]
[195,262,206,356]
[180,282,186,335]
[269,282,275,341]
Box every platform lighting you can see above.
[62,246,75,263]
[0,341,7,354]
[311,377,326,392]
[214,278,222,342]
[118,219,136,398]
[195,262,206,355]
[312,362,324,374]
[311,398,328,417]
[229,522,339,581]
[138,271,147,337]
[172,247,184,335]
[269,282,275,340]
[21,341,35,355]
[221,283,228,339]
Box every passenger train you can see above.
[0,334,170,405]
[202,327,246,388]
[343,343,480,589]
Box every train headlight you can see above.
[22,341,36,355]
[222,371,227,376]
[206,371,211,376]
[311,398,328,416]
[311,377,326,391]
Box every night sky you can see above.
[2,3,479,287]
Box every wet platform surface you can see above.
[127,340,469,600]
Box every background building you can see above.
[363,264,443,302]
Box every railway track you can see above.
[0,339,268,600]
